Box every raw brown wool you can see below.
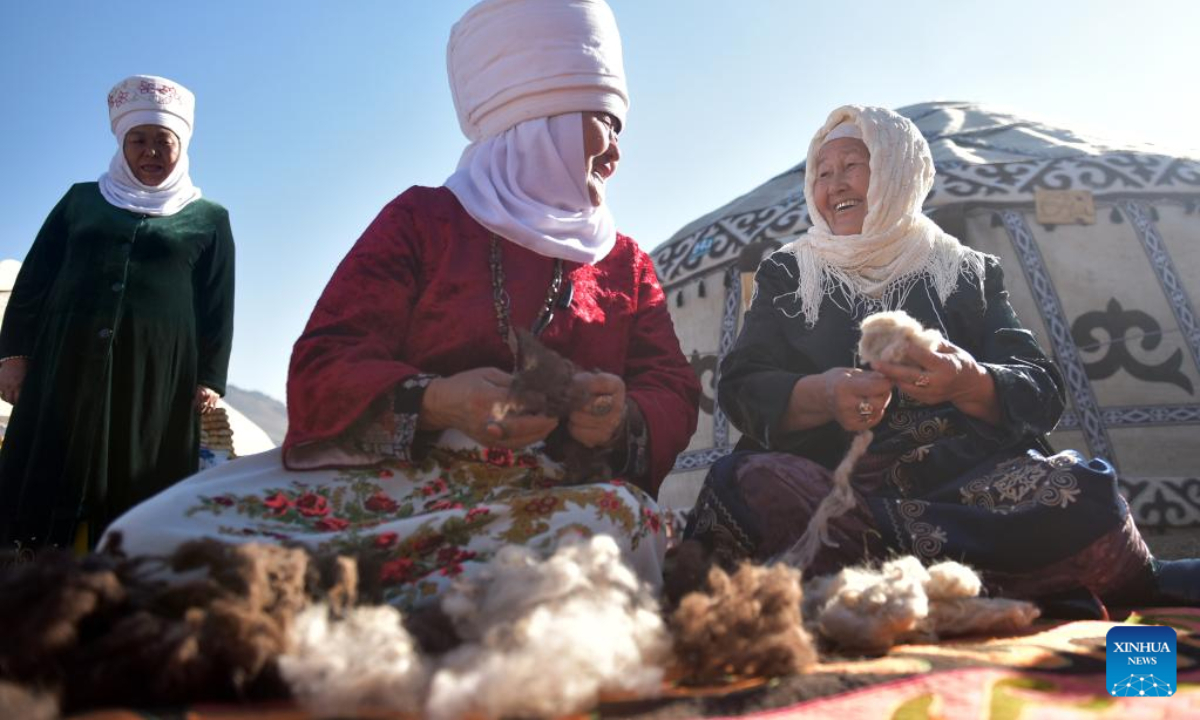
[0,535,359,714]
[671,563,817,682]
[503,328,615,483]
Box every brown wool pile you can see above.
[0,536,358,714]
[671,562,818,682]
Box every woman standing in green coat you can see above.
[0,75,234,552]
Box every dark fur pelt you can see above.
[0,534,359,714]
[505,328,614,484]
[670,562,817,682]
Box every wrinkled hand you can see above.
[420,367,558,449]
[195,385,219,414]
[822,367,893,431]
[567,372,627,448]
[873,339,992,410]
[0,357,29,406]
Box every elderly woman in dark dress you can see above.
[684,105,1198,610]
[0,75,234,552]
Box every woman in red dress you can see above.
[106,0,699,611]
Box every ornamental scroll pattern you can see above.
[958,453,1082,515]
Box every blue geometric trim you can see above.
[672,447,734,472]
[712,265,740,449]
[1058,405,1200,430]
[1121,201,1200,377]
[1000,210,1117,466]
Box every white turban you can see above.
[784,105,984,325]
[444,0,626,265]
[99,75,202,216]
[447,0,628,143]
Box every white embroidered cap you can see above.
[447,0,629,142]
[106,75,195,143]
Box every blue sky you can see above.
[2,0,1198,403]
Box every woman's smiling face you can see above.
[813,137,870,235]
[582,111,620,206]
[122,124,181,187]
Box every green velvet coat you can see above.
[0,182,234,548]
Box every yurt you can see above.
[653,101,1200,530]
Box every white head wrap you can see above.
[99,75,202,217]
[822,121,862,144]
[784,105,984,325]
[443,0,626,264]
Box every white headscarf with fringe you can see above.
[784,105,983,325]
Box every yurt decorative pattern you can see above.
[652,102,1200,528]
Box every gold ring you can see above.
[914,374,931,388]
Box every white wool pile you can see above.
[804,556,1040,655]
[278,604,429,715]
[857,310,943,367]
[426,535,671,720]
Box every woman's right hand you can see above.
[419,367,559,449]
[821,367,893,431]
[0,357,29,406]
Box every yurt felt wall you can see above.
[652,102,1200,528]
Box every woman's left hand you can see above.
[874,339,1001,423]
[195,385,219,414]
[568,372,627,448]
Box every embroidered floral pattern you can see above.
[959,453,1081,514]
[186,437,663,610]
[108,78,189,112]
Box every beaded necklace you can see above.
[488,235,570,359]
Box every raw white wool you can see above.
[426,536,670,720]
[278,604,428,715]
[805,556,1039,655]
[857,310,943,368]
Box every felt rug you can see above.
[63,608,1200,719]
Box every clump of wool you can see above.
[856,310,944,367]
[278,604,429,715]
[500,328,615,483]
[805,556,1040,655]
[0,536,359,713]
[671,562,817,682]
[426,535,670,720]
